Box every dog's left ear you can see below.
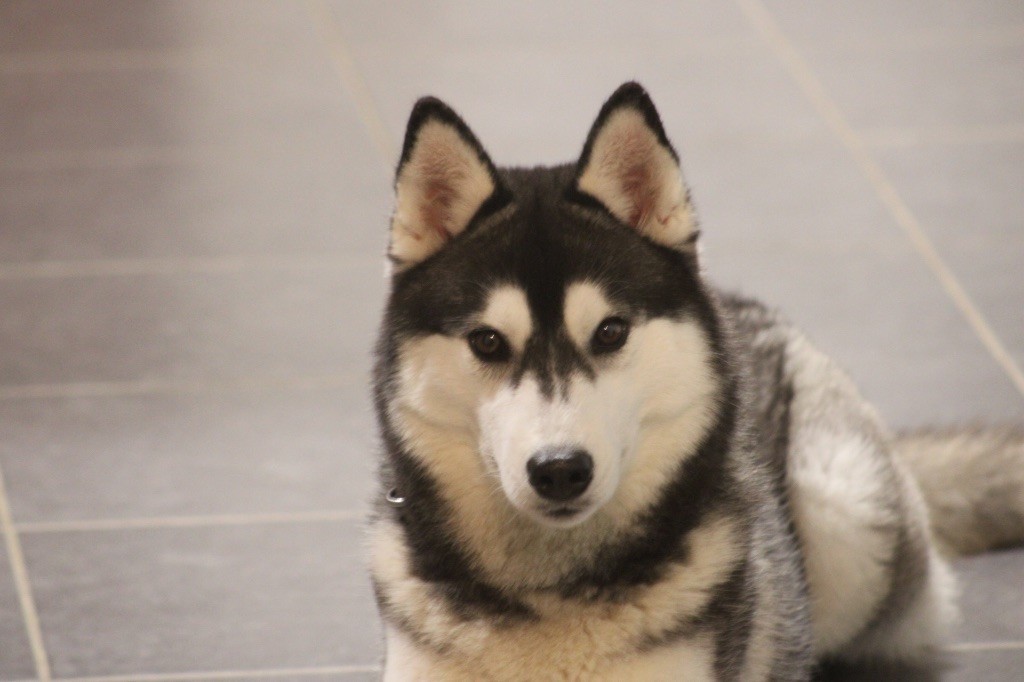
[574,82,698,251]
[389,96,507,270]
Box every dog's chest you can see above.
[384,621,717,681]
[373,515,745,680]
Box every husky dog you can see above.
[369,82,1024,681]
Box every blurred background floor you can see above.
[0,1,1021,680]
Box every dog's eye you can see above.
[591,317,629,354]
[468,328,510,362]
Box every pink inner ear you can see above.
[578,108,695,249]
[615,130,663,229]
[421,179,455,241]
[621,162,656,228]
[591,121,666,230]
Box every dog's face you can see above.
[378,84,721,531]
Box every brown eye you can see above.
[468,328,510,362]
[591,317,629,354]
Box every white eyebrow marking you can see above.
[479,286,532,351]
[564,282,613,349]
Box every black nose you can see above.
[526,447,594,502]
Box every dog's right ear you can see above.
[573,82,698,252]
[388,97,506,270]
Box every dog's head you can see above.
[377,83,722,532]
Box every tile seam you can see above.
[4,120,1022,175]
[0,47,228,74]
[813,23,1024,52]
[0,253,375,280]
[950,641,1024,652]
[0,145,227,172]
[860,122,1024,149]
[3,21,1023,73]
[305,0,395,169]
[47,664,380,682]
[16,510,365,534]
[736,0,1024,398]
[0,464,51,680]
[0,374,364,401]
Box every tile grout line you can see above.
[0,252,375,280]
[822,22,1024,52]
[951,641,1024,652]
[5,119,1023,175]
[859,122,1024,149]
[0,464,51,680]
[16,510,365,534]
[0,145,228,172]
[737,0,1024,399]
[0,374,364,401]
[46,663,380,682]
[0,47,228,74]
[306,0,396,170]
[1,20,1022,73]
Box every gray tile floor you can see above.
[0,1,1021,680]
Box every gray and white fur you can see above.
[368,82,1024,681]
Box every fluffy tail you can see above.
[896,425,1024,556]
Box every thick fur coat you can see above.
[368,83,1024,681]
